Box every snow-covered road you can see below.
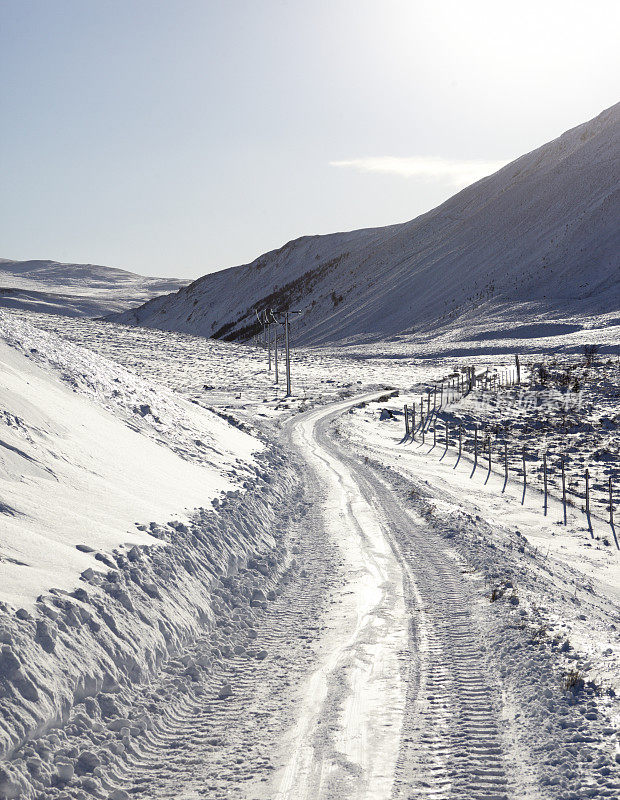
[91,392,521,799]
[275,395,517,800]
[275,395,409,799]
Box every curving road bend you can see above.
[274,393,514,800]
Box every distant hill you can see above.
[0,259,190,317]
[108,102,619,349]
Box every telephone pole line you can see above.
[268,309,301,396]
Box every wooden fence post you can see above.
[585,468,594,537]
[446,422,449,450]
[459,425,462,457]
[522,446,526,493]
[610,476,614,526]
[404,405,409,436]
[543,452,548,515]
[412,405,416,439]
[433,385,437,413]
[504,441,508,484]
[561,456,567,525]
[474,426,478,468]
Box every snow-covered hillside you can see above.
[0,259,190,317]
[109,102,619,347]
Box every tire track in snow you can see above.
[101,497,341,800]
[272,395,410,800]
[300,397,515,800]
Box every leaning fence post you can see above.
[561,456,567,525]
[585,468,593,536]
[543,452,548,515]
[474,426,478,468]
[610,476,614,526]
[404,405,409,436]
[412,405,416,439]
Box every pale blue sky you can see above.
[1,0,618,278]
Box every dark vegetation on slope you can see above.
[212,253,349,341]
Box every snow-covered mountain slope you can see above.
[0,259,190,317]
[110,102,619,347]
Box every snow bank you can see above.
[0,314,262,608]
[0,315,301,791]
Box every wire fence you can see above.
[402,367,618,547]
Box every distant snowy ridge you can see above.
[109,102,620,347]
[0,259,190,317]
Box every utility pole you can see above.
[266,309,281,384]
[269,309,302,396]
[274,320,279,384]
[255,309,266,351]
[267,315,272,371]
[284,312,291,396]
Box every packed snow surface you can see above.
[110,103,619,347]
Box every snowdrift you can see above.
[0,260,189,318]
[109,102,620,347]
[0,314,300,789]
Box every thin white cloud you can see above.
[329,156,509,187]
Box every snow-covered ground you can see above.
[1,308,618,799]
